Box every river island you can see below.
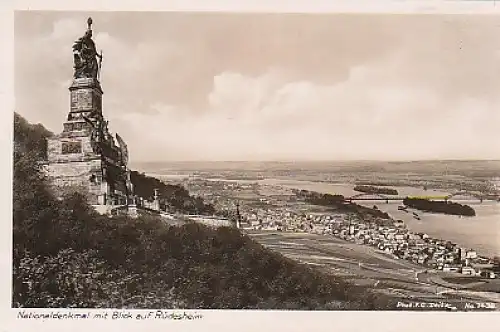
[403,197,476,217]
[354,185,399,196]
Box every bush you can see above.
[12,113,374,309]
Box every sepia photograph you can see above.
[11,8,500,313]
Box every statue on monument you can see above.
[72,17,103,79]
[83,115,105,154]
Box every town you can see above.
[182,178,499,280]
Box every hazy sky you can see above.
[15,11,500,162]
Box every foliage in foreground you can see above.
[13,113,381,309]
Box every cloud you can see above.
[15,13,500,161]
[119,50,500,161]
[49,18,82,44]
[15,16,175,131]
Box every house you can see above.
[479,271,497,279]
[461,266,476,275]
[471,263,494,271]
[394,234,405,241]
[442,264,461,273]
[465,250,478,259]
[417,256,427,264]
[426,258,438,267]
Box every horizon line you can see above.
[130,159,500,164]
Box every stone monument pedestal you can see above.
[44,19,132,209]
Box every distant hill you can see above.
[132,160,500,179]
[12,113,379,309]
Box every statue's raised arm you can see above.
[73,17,101,79]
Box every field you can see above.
[246,230,500,310]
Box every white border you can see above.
[2,1,500,331]
[7,0,500,14]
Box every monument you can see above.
[45,18,133,209]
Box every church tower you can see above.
[45,18,132,208]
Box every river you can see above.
[217,178,500,258]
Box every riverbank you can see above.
[188,176,499,257]
[249,178,500,258]
[296,190,392,222]
[280,191,500,289]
